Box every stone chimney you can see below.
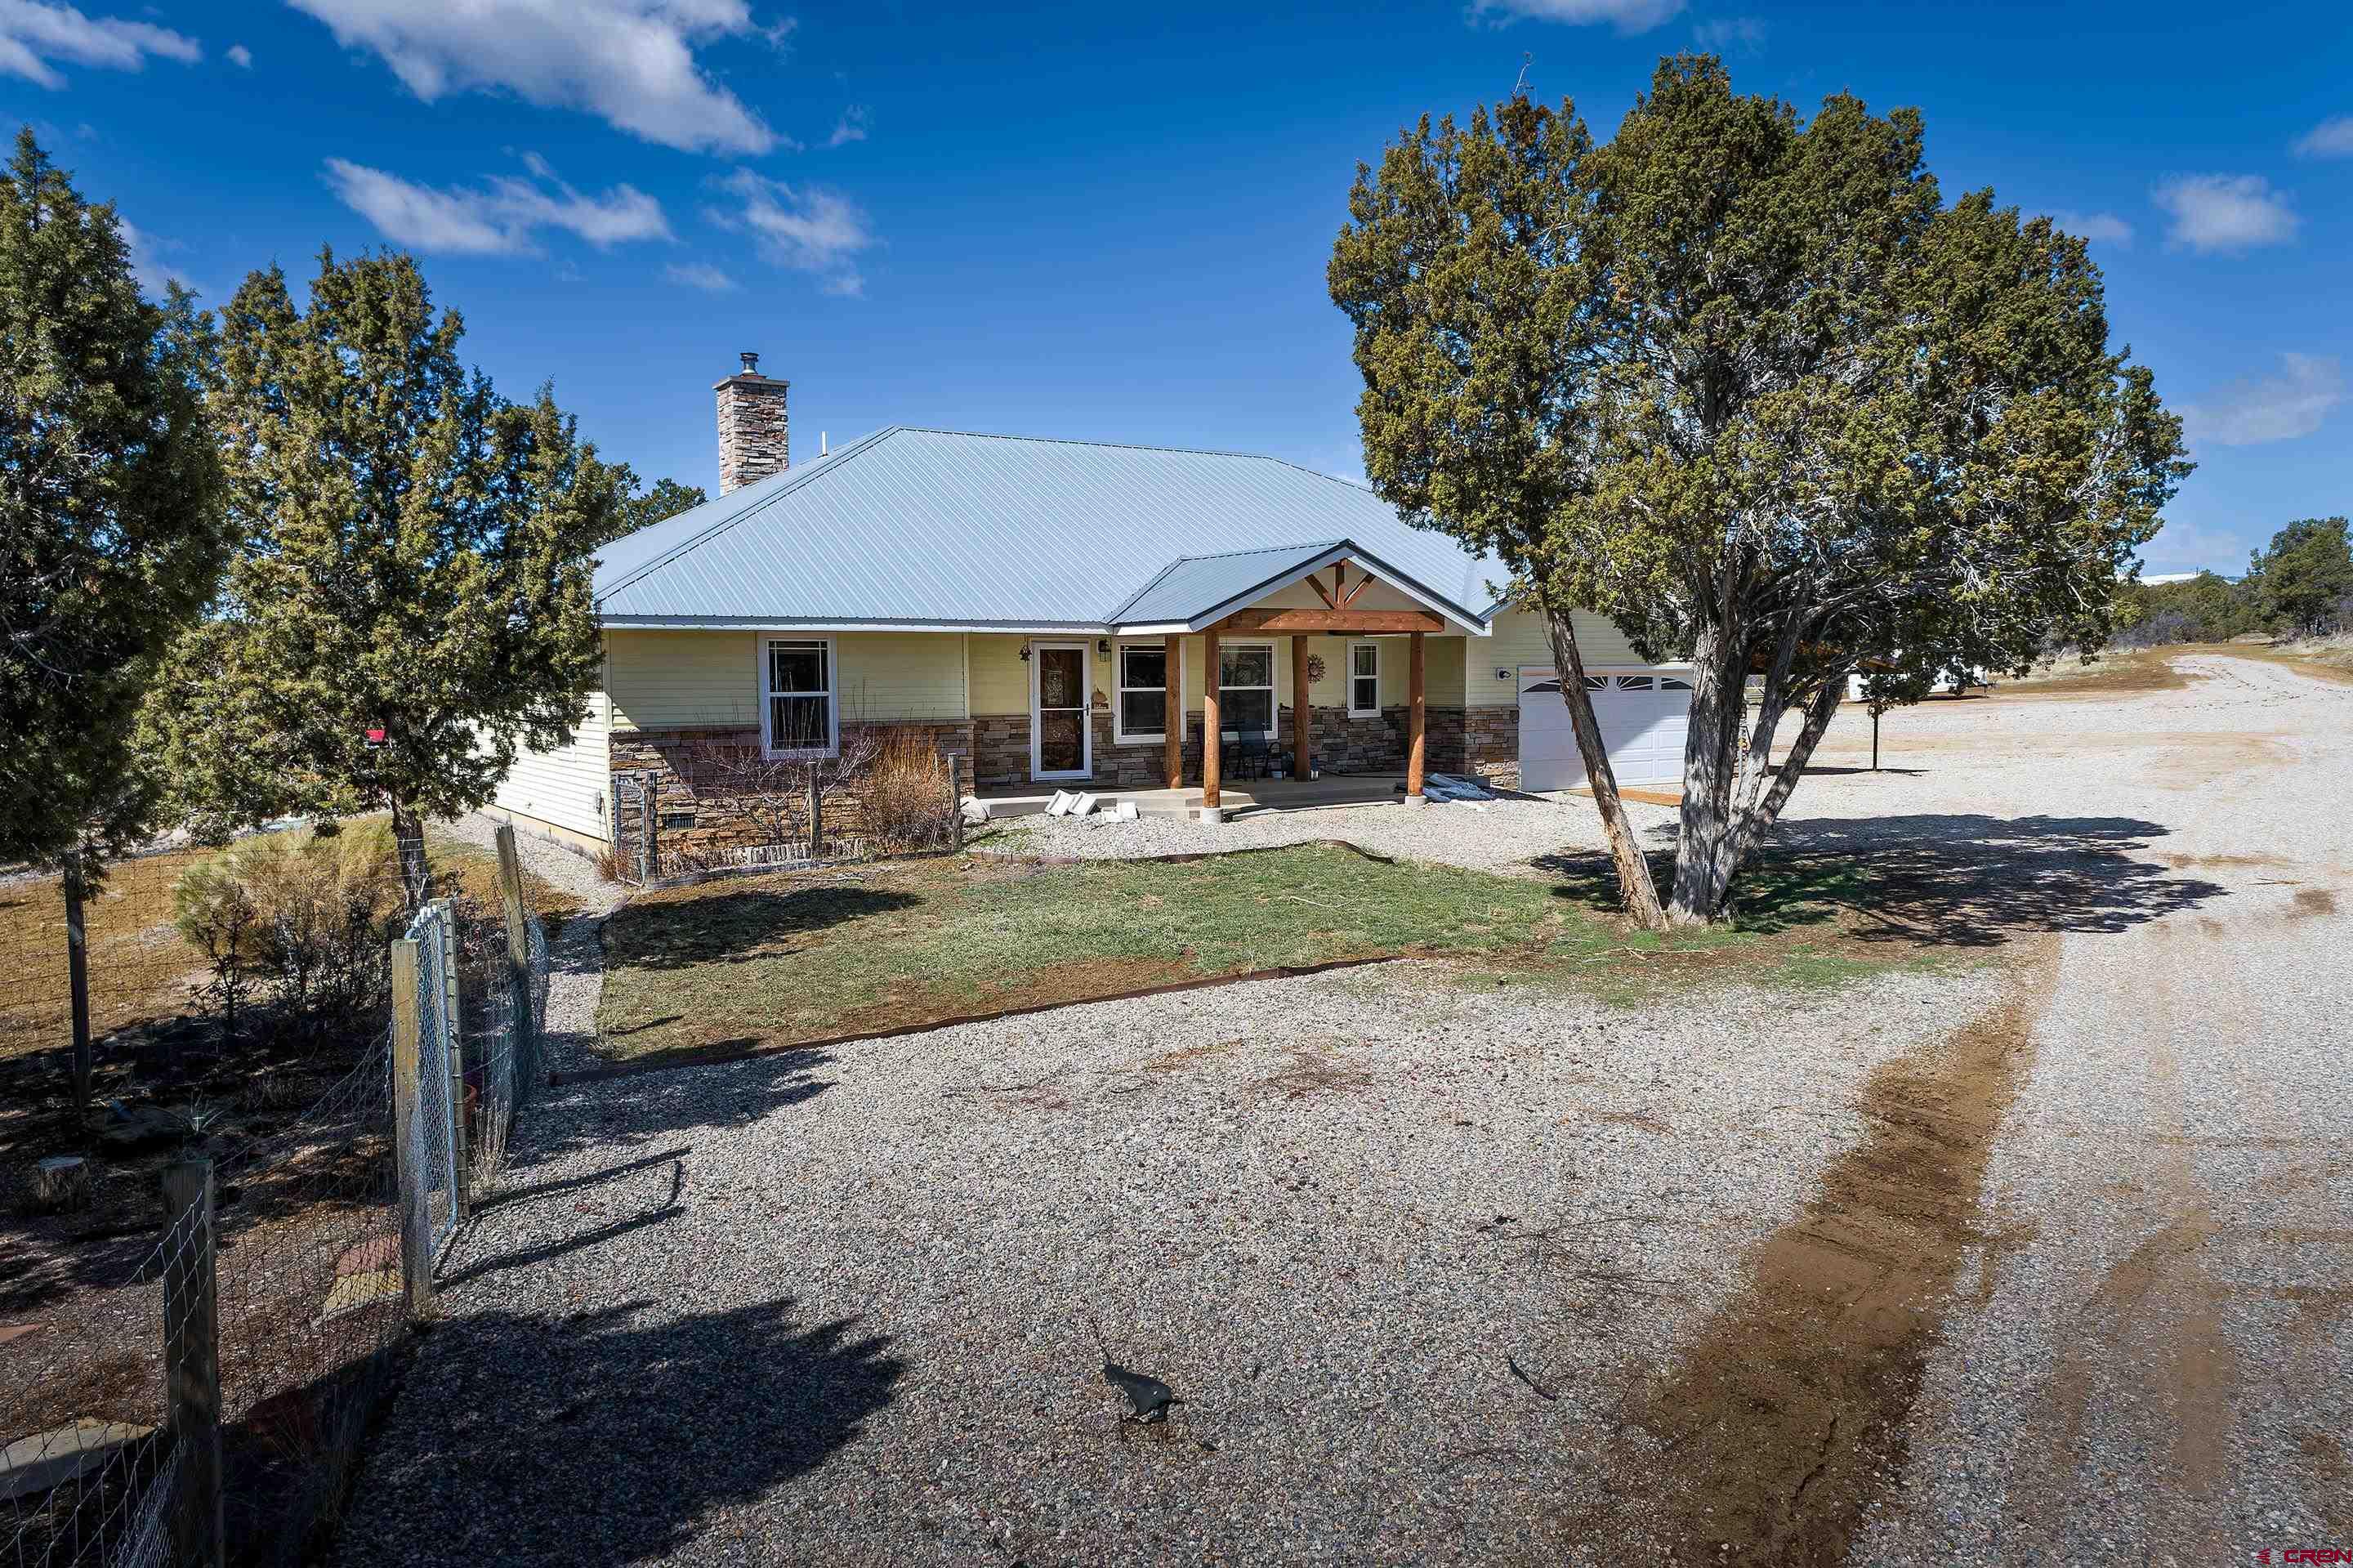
[715,351,789,494]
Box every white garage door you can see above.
[1518,669,1692,790]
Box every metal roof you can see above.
[1110,542,1341,625]
[592,427,1507,630]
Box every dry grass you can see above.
[2003,647,2198,698]
[0,822,578,1067]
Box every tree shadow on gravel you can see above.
[1532,813,2228,948]
[333,1297,904,1568]
[521,1047,835,1166]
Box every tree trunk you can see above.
[1668,668,1848,924]
[1541,603,1667,931]
[388,800,431,914]
[1668,621,1750,926]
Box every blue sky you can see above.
[11,0,2349,575]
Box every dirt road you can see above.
[1799,654,2353,1564]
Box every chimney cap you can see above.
[739,351,760,375]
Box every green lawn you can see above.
[595,842,1944,1065]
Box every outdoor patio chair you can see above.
[1236,730,1272,780]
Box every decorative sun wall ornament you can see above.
[1305,654,1328,683]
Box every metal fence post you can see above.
[62,863,93,1112]
[434,901,469,1220]
[161,1158,222,1568]
[639,782,655,884]
[388,939,434,1316]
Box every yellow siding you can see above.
[838,632,966,722]
[1469,609,1667,705]
[607,630,968,729]
[492,691,610,840]
[967,634,1034,715]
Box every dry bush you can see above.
[856,730,956,853]
[172,823,404,1043]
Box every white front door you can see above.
[1517,668,1692,789]
[1030,642,1092,780]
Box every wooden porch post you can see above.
[1163,632,1183,789]
[1201,624,1222,814]
[1406,631,1427,801]
[1291,636,1311,780]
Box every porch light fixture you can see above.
[1097,638,1110,659]
[1018,641,1031,662]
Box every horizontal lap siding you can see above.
[492,694,611,839]
[1470,608,1661,705]
[607,630,969,730]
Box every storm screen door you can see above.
[1030,643,1092,780]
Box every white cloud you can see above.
[827,103,869,147]
[709,170,875,297]
[2152,173,2299,254]
[118,217,199,296]
[0,0,201,89]
[287,0,783,154]
[324,156,672,256]
[225,42,251,68]
[2293,115,2353,159]
[1693,16,1765,49]
[664,261,738,292]
[2181,353,2343,449]
[1471,0,1685,33]
[2045,209,2133,248]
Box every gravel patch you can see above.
[333,953,2010,1567]
[1018,789,1670,875]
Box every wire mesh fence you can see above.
[2,824,551,1567]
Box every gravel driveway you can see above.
[334,653,2350,1566]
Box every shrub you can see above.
[173,824,404,1044]
[856,730,956,853]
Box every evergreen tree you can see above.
[601,471,707,548]
[0,129,225,868]
[146,248,624,907]
[1329,60,2189,926]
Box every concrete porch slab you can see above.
[974,773,1418,820]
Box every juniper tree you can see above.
[0,129,225,868]
[147,248,624,908]
[1329,58,2189,927]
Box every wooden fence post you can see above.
[945,752,963,851]
[493,824,534,1078]
[806,770,823,861]
[434,902,468,1221]
[62,864,92,1113]
[638,780,655,885]
[161,1159,221,1568]
[388,938,433,1316]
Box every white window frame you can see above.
[758,636,839,759]
[1214,640,1280,739]
[1112,640,1181,745]
[1346,640,1382,719]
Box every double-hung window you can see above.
[762,637,836,757]
[1217,642,1277,735]
[1346,641,1381,717]
[1114,643,1175,744]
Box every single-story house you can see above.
[489,355,1696,855]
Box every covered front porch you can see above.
[1070,545,1489,823]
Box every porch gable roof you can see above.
[1109,539,1489,636]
